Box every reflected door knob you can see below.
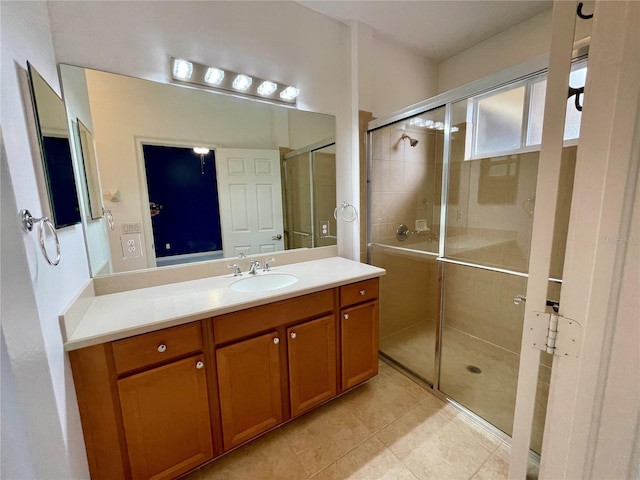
[272,234,283,240]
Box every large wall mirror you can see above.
[27,62,81,228]
[59,65,336,277]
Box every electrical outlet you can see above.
[319,220,330,238]
[120,234,143,258]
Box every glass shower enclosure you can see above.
[283,141,337,249]
[368,62,585,454]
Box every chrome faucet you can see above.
[249,259,261,275]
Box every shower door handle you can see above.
[513,294,560,312]
[513,295,526,305]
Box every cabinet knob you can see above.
[273,337,280,345]
[344,313,349,320]
[196,361,204,369]
[359,289,366,296]
[157,344,167,353]
[290,332,297,339]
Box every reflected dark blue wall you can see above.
[143,144,223,258]
[42,136,81,227]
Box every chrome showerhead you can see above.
[400,133,419,147]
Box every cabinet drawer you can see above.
[214,289,334,344]
[340,278,378,307]
[112,322,203,375]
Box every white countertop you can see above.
[64,257,385,351]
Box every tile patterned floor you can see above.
[184,361,538,480]
[380,321,549,454]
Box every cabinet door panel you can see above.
[118,355,213,480]
[216,331,282,450]
[341,301,379,390]
[288,315,337,417]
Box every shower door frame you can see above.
[367,12,585,475]
[367,2,639,479]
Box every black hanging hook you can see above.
[577,2,594,20]
[568,86,584,112]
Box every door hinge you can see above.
[525,311,582,358]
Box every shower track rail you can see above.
[369,242,563,284]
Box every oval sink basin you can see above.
[230,273,298,293]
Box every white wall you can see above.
[437,7,593,94]
[0,1,90,478]
[437,9,553,94]
[355,21,438,119]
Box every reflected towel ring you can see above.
[20,209,61,266]
[103,208,115,230]
[334,202,358,223]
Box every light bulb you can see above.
[232,74,252,91]
[280,86,299,100]
[172,59,193,80]
[204,68,225,85]
[257,81,278,96]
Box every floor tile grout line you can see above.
[304,431,378,479]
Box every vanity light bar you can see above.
[170,57,299,105]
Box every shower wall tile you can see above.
[372,247,439,339]
[443,264,527,354]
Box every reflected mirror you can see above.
[76,119,103,220]
[59,65,336,276]
[27,62,81,228]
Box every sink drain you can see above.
[466,365,482,374]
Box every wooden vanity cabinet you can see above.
[287,314,337,417]
[339,278,379,390]
[216,331,283,450]
[69,322,216,480]
[69,278,380,480]
[118,354,213,480]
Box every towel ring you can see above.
[334,202,358,223]
[20,209,61,266]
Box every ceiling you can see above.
[299,1,552,61]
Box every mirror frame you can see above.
[76,119,103,220]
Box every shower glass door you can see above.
[368,107,445,385]
[283,143,337,249]
[439,81,579,454]
[367,61,584,455]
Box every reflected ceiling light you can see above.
[172,59,193,80]
[193,147,210,155]
[169,57,299,105]
[204,68,225,85]
[280,86,300,101]
[232,74,253,91]
[257,81,278,96]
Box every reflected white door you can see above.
[215,148,284,257]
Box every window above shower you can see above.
[463,62,586,161]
